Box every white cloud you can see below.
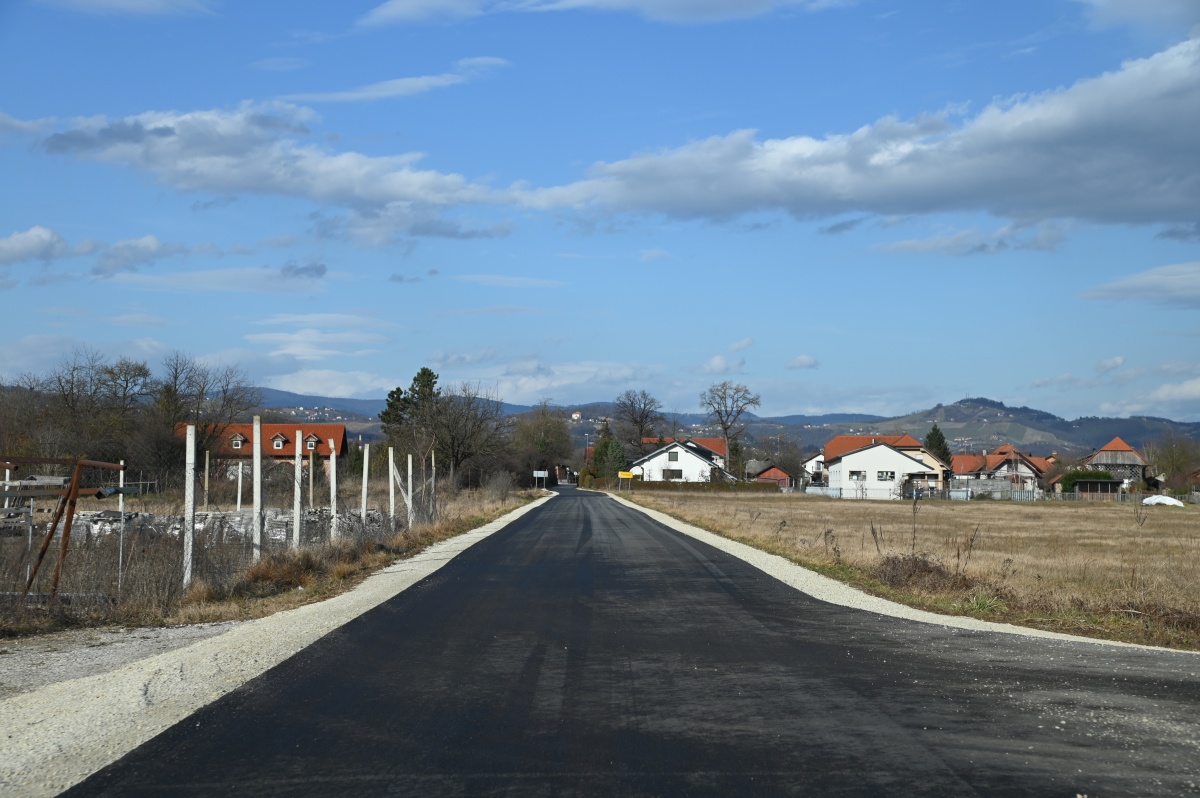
[880,222,1067,256]
[255,313,396,329]
[473,358,650,405]
[94,235,185,275]
[251,57,309,73]
[700,354,744,374]
[108,265,330,294]
[36,0,211,13]
[358,0,848,26]
[1150,377,1200,402]
[266,369,398,398]
[727,337,753,352]
[785,354,818,369]
[639,247,674,262]
[0,225,99,266]
[454,274,566,288]
[35,102,499,237]
[244,328,388,361]
[522,38,1200,228]
[1096,355,1126,373]
[1084,262,1200,308]
[106,313,166,327]
[428,348,498,367]
[1075,0,1200,32]
[282,58,508,103]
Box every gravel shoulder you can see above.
[0,493,555,798]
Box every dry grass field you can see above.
[623,491,1200,650]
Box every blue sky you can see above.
[1,0,1198,420]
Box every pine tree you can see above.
[925,422,954,468]
[380,367,441,448]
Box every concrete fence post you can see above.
[183,425,196,589]
[292,428,302,549]
[329,438,339,540]
[252,415,263,562]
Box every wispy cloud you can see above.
[700,354,745,375]
[878,222,1067,256]
[727,338,753,353]
[639,247,674,262]
[357,0,851,26]
[1084,262,1200,308]
[428,348,498,367]
[109,265,330,294]
[785,354,819,369]
[1096,355,1125,373]
[281,57,508,103]
[37,0,212,14]
[94,235,186,275]
[454,274,566,288]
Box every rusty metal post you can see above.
[49,462,86,600]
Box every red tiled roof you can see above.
[953,447,1050,476]
[210,423,348,458]
[1098,436,1136,452]
[822,434,921,460]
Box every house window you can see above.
[663,469,683,480]
[306,440,317,451]
[877,471,895,481]
[273,440,284,450]
[668,451,679,462]
[849,471,866,481]
[231,439,242,450]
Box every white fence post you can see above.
[293,428,302,549]
[236,462,243,512]
[361,443,370,525]
[407,453,414,529]
[183,425,196,589]
[118,459,125,595]
[329,438,339,540]
[252,415,263,562]
[388,447,396,525]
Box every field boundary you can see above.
[607,492,1198,654]
[0,492,556,798]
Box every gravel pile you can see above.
[0,494,554,798]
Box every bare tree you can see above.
[509,400,572,477]
[700,380,761,479]
[1142,431,1200,490]
[434,382,510,482]
[613,389,665,457]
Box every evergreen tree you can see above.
[380,367,441,451]
[925,422,954,468]
[593,420,629,478]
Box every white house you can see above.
[825,442,938,500]
[802,453,824,484]
[629,440,736,483]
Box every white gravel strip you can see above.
[609,492,1199,655]
[0,493,554,798]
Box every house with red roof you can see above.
[1081,437,1151,484]
[824,441,940,499]
[210,423,348,462]
[810,434,951,493]
[951,443,1053,491]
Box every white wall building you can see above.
[825,443,938,500]
[630,440,736,483]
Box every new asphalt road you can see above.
[67,488,1200,797]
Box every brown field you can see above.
[622,491,1200,650]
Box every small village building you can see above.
[819,434,951,490]
[629,440,736,483]
[951,444,1052,491]
[824,442,938,500]
[1081,437,1151,484]
[749,464,794,488]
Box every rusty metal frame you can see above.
[3,456,126,604]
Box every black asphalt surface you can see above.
[68,488,1200,797]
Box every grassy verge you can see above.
[619,490,1200,650]
[1,488,539,636]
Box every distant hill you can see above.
[789,398,1200,455]
[255,390,1197,456]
